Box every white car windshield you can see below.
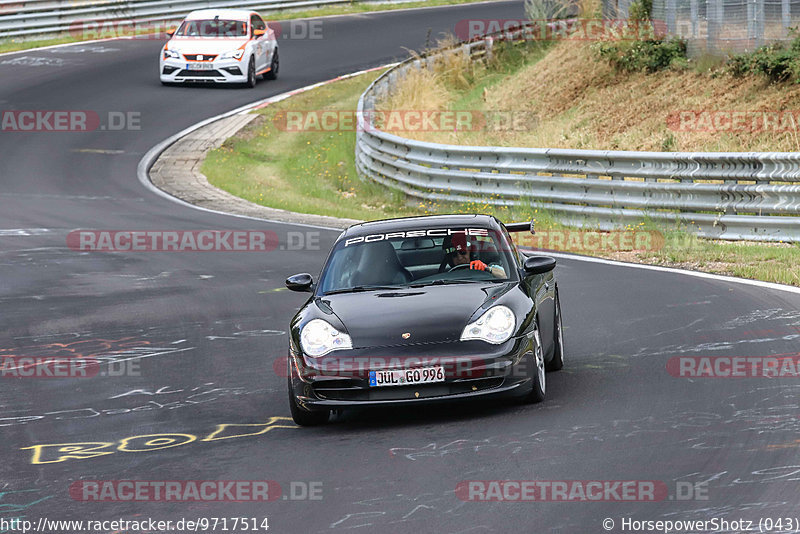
[176,19,248,37]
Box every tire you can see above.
[546,288,564,372]
[245,56,257,88]
[288,376,329,426]
[522,326,546,403]
[264,48,279,80]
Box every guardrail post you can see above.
[484,36,494,61]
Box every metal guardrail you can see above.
[0,0,352,39]
[355,35,800,242]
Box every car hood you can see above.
[166,38,249,55]
[317,283,514,349]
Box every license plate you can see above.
[186,62,215,70]
[369,366,444,387]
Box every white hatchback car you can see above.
[160,9,279,87]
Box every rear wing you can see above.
[504,221,535,234]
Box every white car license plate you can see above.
[187,63,215,70]
[369,366,444,387]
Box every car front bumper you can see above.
[159,58,248,83]
[288,334,538,411]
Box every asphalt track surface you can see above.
[1,2,800,532]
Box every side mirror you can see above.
[166,27,176,38]
[253,28,266,38]
[523,256,556,275]
[286,273,313,292]
[505,220,535,235]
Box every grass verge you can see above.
[202,42,800,287]
[203,69,409,222]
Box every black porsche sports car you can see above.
[285,214,564,425]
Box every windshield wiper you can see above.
[410,279,475,287]
[323,285,407,295]
[411,278,511,287]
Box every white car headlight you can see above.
[300,319,353,357]
[220,49,244,60]
[460,306,516,344]
[163,49,180,60]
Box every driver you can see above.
[444,233,506,278]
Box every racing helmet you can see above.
[441,233,473,268]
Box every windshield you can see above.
[318,227,516,294]
[176,19,248,37]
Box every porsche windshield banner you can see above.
[343,228,490,247]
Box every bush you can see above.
[727,35,800,83]
[592,37,687,73]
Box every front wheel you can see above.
[288,376,329,426]
[244,56,257,88]
[522,327,546,403]
[546,288,564,371]
[264,48,279,80]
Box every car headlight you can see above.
[300,319,353,357]
[163,49,180,60]
[460,306,515,344]
[220,49,245,60]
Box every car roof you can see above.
[341,214,502,239]
[184,9,256,21]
